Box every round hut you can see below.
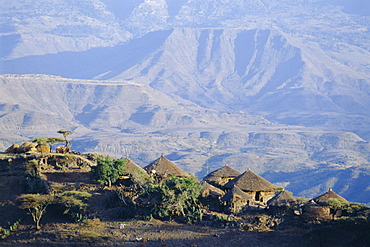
[313,188,348,203]
[200,181,226,212]
[143,155,191,181]
[221,185,254,214]
[267,190,297,214]
[117,157,150,185]
[312,188,349,219]
[302,200,331,221]
[200,181,225,198]
[202,164,241,188]
[224,168,277,206]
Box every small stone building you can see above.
[202,164,241,188]
[221,185,253,214]
[200,181,226,212]
[200,181,225,199]
[267,190,297,207]
[302,200,331,221]
[312,188,349,219]
[267,190,297,214]
[224,168,277,207]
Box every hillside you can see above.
[0,153,369,246]
[0,0,370,204]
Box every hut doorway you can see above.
[255,191,261,202]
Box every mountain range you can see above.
[0,0,370,204]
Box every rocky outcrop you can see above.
[56,146,69,154]
[37,144,51,153]
[5,142,38,154]
[5,144,20,154]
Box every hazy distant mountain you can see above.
[1,0,369,136]
[1,0,370,203]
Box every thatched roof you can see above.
[221,186,253,202]
[221,185,253,203]
[200,181,225,198]
[143,155,191,178]
[267,190,297,207]
[313,188,348,203]
[123,157,150,180]
[224,168,278,192]
[303,200,331,218]
[202,164,242,182]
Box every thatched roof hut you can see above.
[313,188,348,203]
[221,185,253,213]
[200,181,225,198]
[267,190,297,207]
[224,168,277,204]
[302,200,331,220]
[221,185,253,203]
[202,164,241,188]
[224,168,277,192]
[123,157,150,181]
[143,155,191,178]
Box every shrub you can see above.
[140,176,203,223]
[20,170,49,194]
[56,190,92,222]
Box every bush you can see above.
[140,176,203,223]
[20,170,49,194]
[56,190,92,222]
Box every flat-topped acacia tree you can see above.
[57,129,73,150]
[17,194,55,230]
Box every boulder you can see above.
[5,144,20,154]
[18,142,32,153]
[56,146,69,154]
[37,144,51,153]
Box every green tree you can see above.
[17,194,55,229]
[31,137,66,146]
[296,197,309,204]
[91,156,126,187]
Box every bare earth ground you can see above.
[1,218,306,247]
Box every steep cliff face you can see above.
[106,28,370,137]
[3,27,369,138]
